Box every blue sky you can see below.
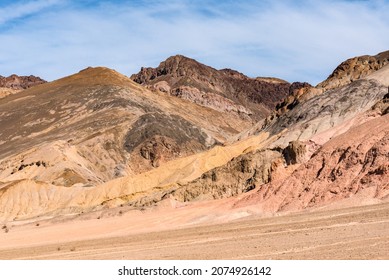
[0,0,388,85]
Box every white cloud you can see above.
[0,0,62,25]
[0,0,388,85]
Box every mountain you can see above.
[0,74,46,90]
[131,55,307,120]
[0,51,388,235]
[0,51,389,260]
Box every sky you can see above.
[0,0,388,85]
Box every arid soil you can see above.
[0,202,388,259]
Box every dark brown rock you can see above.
[131,55,296,120]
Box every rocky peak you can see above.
[0,74,46,90]
[317,50,389,90]
[132,55,219,84]
[131,55,295,120]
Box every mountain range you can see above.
[0,51,388,259]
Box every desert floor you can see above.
[0,201,388,260]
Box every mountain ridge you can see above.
[131,54,308,120]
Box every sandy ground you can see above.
[0,201,388,260]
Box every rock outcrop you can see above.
[317,50,389,90]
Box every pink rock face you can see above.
[248,114,389,213]
[0,74,46,90]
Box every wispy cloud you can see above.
[0,0,388,85]
[0,0,62,25]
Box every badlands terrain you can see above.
[0,51,388,259]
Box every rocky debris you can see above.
[131,55,298,120]
[0,74,46,90]
[255,77,289,84]
[317,50,389,90]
